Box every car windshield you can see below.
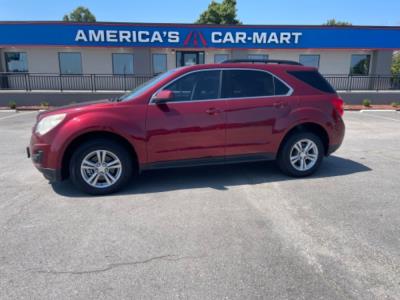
[118,69,176,101]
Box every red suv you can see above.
[28,59,345,195]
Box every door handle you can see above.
[206,107,221,115]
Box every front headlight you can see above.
[35,113,66,135]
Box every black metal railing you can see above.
[324,74,400,91]
[0,72,399,91]
[0,73,154,91]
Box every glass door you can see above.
[176,51,205,67]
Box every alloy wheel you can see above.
[289,139,319,171]
[80,150,122,188]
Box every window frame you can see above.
[4,52,29,73]
[58,52,83,75]
[150,68,293,105]
[152,53,168,75]
[299,54,320,69]
[349,54,371,76]
[112,53,134,75]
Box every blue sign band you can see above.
[1,23,399,49]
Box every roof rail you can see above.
[222,59,303,66]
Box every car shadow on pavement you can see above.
[51,155,371,198]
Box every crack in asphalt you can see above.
[30,254,208,275]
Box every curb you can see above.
[0,109,17,113]
[17,107,50,111]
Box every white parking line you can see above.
[0,111,36,121]
[359,112,400,122]
[360,109,397,112]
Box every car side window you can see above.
[163,70,221,102]
[274,77,290,95]
[222,70,275,98]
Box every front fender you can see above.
[48,106,147,169]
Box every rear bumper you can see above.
[327,115,345,155]
[327,143,341,155]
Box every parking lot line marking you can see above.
[360,109,397,112]
[359,112,400,122]
[0,111,36,121]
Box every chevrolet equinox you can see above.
[28,59,345,195]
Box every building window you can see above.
[299,55,320,68]
[152,53,167,75]
[59,52,82,75]
[112,53,134,75]
[214,54,229,63]
[350,54,371,75]
[248,54,269,60]
[4,52,28,72]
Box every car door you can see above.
[146,69,226,164]
[222,69,292,156]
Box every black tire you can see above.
[277,132,324,177]
[69,138,133,195]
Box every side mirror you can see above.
[153,90,173,104]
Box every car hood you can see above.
[37,99,115,120]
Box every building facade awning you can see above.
[0,21,400,50]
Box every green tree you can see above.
[63,6,96,22]
[196,0,240,24]
[392,52,400,76]
[324,19,352,26]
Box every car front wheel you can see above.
[277,132,324,177]
[70,139,133,195]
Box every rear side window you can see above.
[274,77,290,95]
[288,70,336,93]
[222,70,274,98]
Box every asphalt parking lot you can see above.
[0,110,399,299]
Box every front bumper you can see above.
[37,167,62,182]
[27,146,44,164]
[27,145,62,182]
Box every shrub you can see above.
[391,102,399,108]
[40,101,49,108]
[8,101,17,109]
[362,99,371,107]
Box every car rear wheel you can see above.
[70,139,133,195]
[277,132,324,177]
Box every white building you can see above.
[0,21,397,77]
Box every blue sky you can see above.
[0,0,399,26]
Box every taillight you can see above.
[332,97,344,117]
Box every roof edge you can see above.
[0,20,399,30]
